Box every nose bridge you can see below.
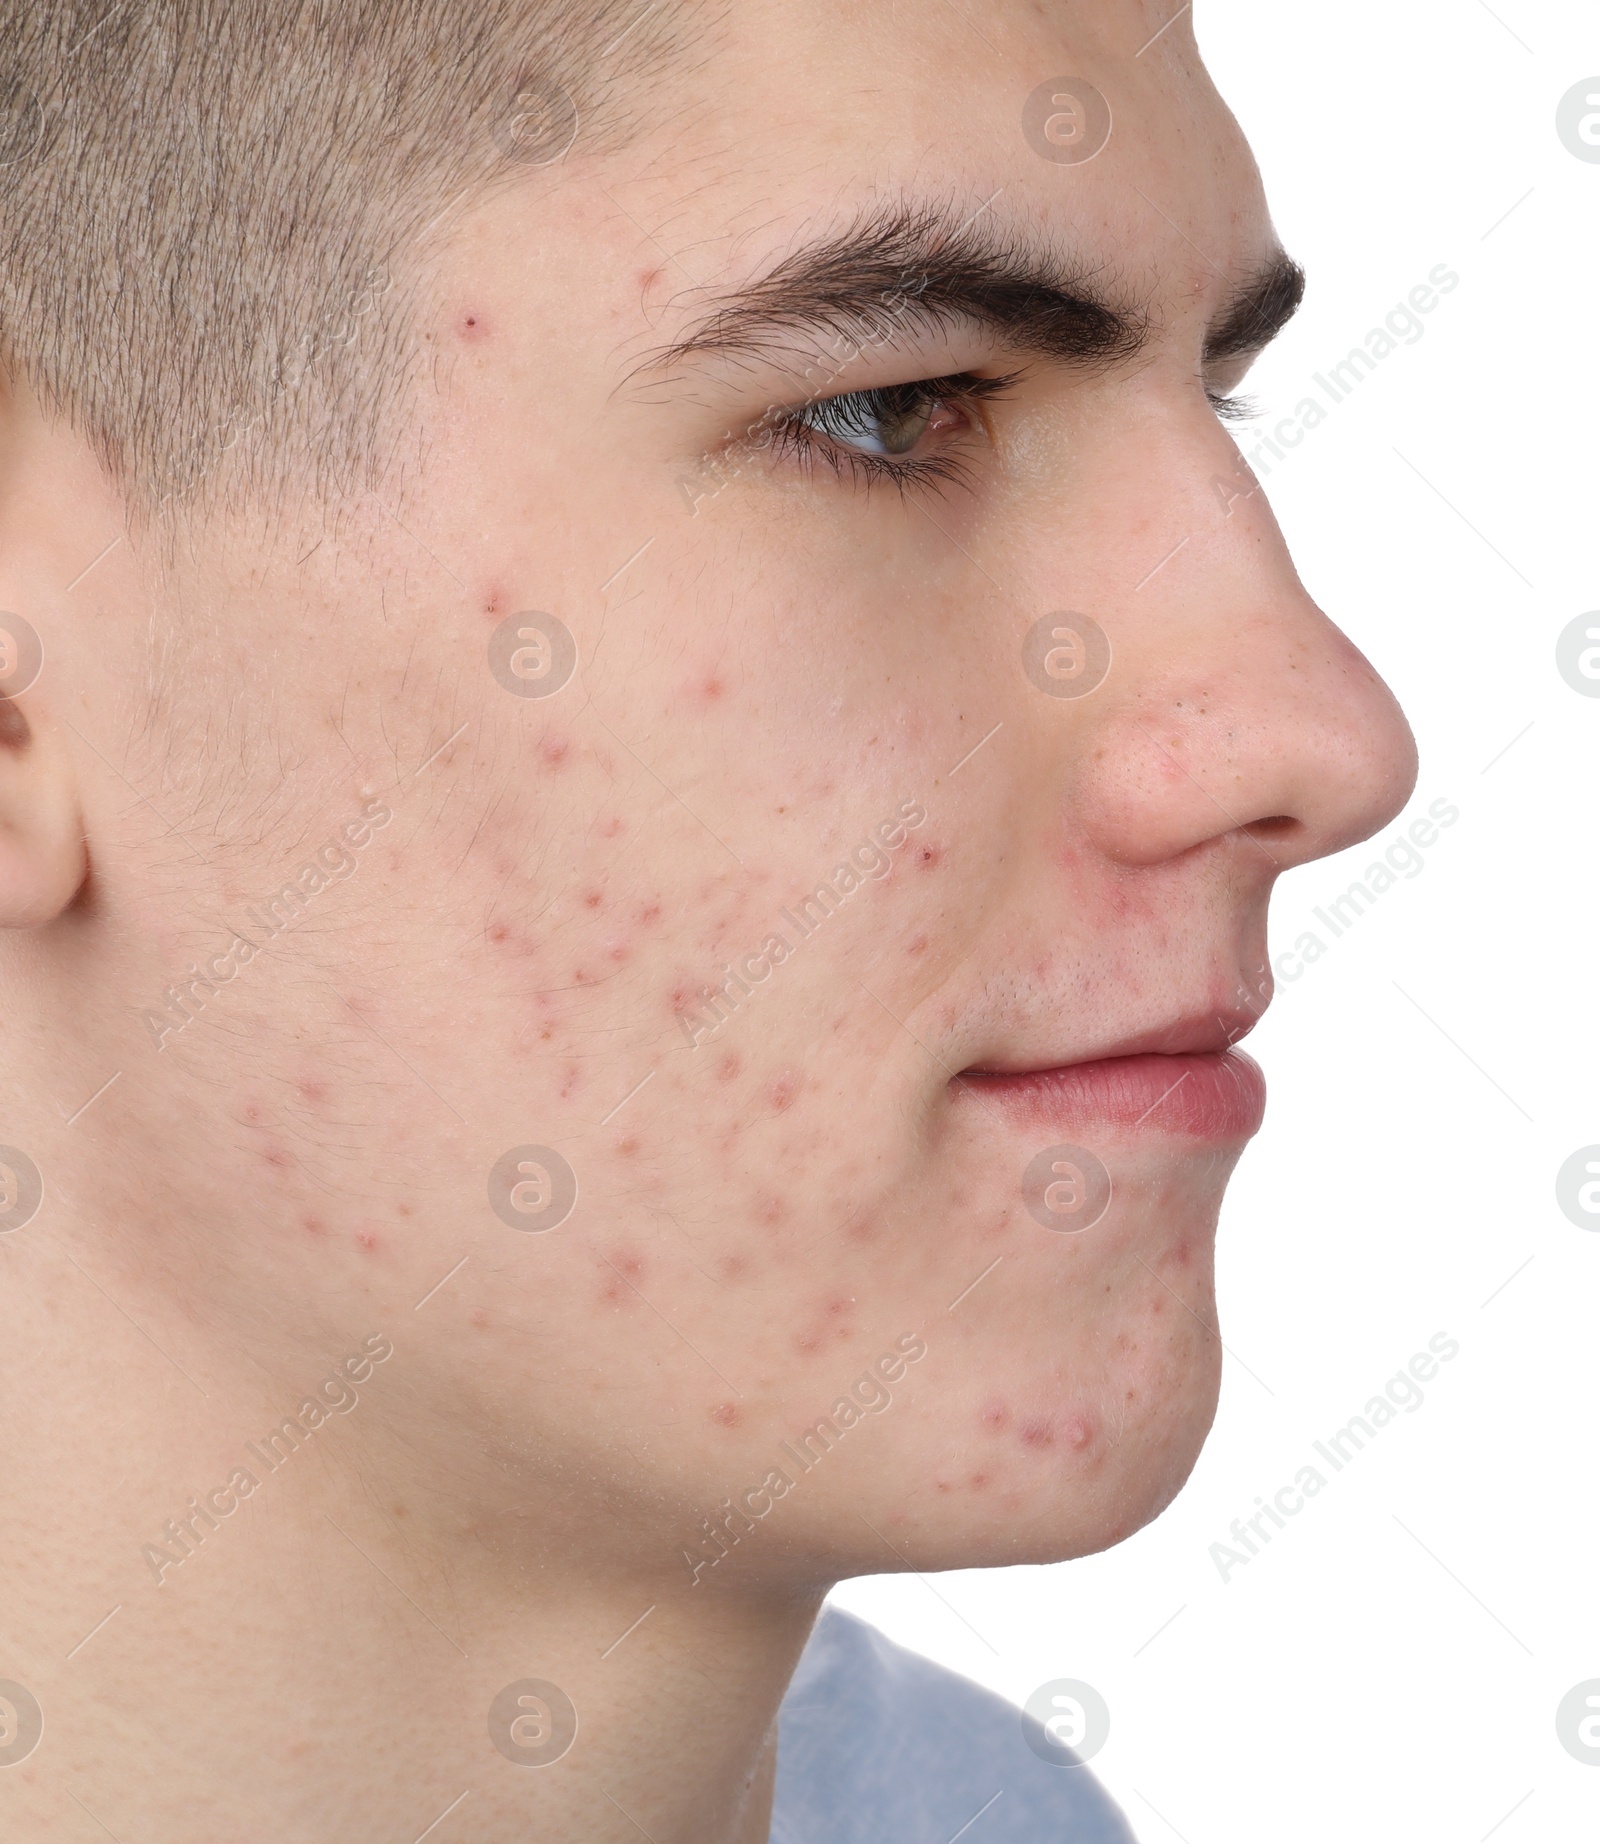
[1062,413,1418,873]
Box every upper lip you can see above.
[962,1002,1268,1077]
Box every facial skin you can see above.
[0,1,1416,1838]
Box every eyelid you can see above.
[764,368,1018,491]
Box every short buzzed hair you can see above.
[0,1,694,519]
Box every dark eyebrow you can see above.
[1203,250,1306,365]
[645,200,1149,376]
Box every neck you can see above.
[0,1238,822,1842]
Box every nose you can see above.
[1063,418,1418,877]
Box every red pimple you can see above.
[458,312,490,341]
[767,1073,797,1111]
[356,1226,381,1252]
[540,737,571,767]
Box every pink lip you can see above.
[956,1049,1267,1142]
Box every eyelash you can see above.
[767,371,1019,494]
[1208,389,1258,424]
[759,373,1255,492]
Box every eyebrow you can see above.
[646,200,1304,383]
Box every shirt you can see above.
[771,1605,1139,1842]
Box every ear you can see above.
[0,684,87,926]
[0,368,92,927]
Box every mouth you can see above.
[953,1011,1268,1144]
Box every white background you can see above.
[834,2,1600,1837]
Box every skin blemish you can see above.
[458,311,490,341]
[710,1402,740,1428]
[302,1214,327,1237]
[559,1064,582,1099]
[296,1077,328,1106]
[1060,1414,1095,1452]
[540,737,571,768]
[980,1400,1011,1432]
[1018,1416,1055,1449]
[756,1192,787,1225]
[263,1143,293,1170]
[766,1073,798,1112]
[717,1052,742,1083]
[600,815,625,839]
[488,922,512,945]
[614,1135,640,1157]
[356,1226,382,1253]
[637,902,662,925]
[582,889,604,910]
[905,934,927,956]
[719,1253,748,1282]
[918,844,943,869]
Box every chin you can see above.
[848,1324,1225,1575]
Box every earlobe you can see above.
[0,692,88,927]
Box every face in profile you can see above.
[0,0,1415,1703]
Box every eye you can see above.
[770,370,1018,490]
[798,380,971,458]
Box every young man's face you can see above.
[30,0,1415,1588]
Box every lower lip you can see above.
[956,1050,1266,1143]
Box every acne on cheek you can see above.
[981,1401,1101,1459]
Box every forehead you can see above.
[625,0,1275,322]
